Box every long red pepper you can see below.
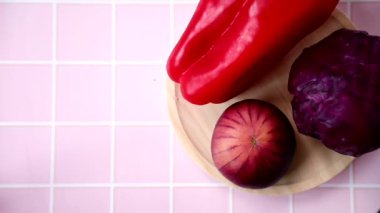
[167,0,339,105]
[167,0,246,82]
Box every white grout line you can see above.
[169,2,175,213]
[350,164,355,213]
[351,184,380,188]
[0,182,227,188]
[347,0,352,21]
[169,0,175,49]
[289,194,294,213]
[4,182,380,189]
[113,60,165,65]
[0,60,165,65]
[228,187,233,213]
[109,2,116,213]
[49,2,57,213]
[320,183,380,188]
[0,121,171,126]
[1,182,380,188]
[169,126,175,213]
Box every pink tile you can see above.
[355,189,380,213]
[0,65,52,121]
[0,3,52,60]
[233,189,289,213]
[0,189,50,213]
[116,4,170,61]
[54,188,109,213]
[115,126,170,183]
[173,4,197,42]
[294,188,350,213]
[0,127,51,184]
[173,136,217,183]
[354,148,380,184]
[115,65,169,122]
[57,4,111,60]
[114,188,169,213]
[55,126,111,183]
[56,65,111,121]
[351,2,380,36]
[174,187,229,213]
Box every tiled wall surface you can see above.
[0,1,379,213]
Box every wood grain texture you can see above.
[167,9,356,195]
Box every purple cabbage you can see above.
[288,28,380,157]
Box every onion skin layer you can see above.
[211,99,296,189]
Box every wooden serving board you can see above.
[167,10,356,195]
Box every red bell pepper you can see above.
[167,0,339,105]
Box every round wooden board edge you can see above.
[166,9,356,196]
